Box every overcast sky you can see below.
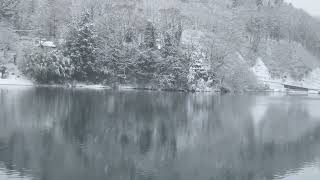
[285,0,320,16]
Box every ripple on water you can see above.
[0,164,35,180]
[273,160,320,180]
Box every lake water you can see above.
[1,87,320,180]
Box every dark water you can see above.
[1,87,320,180]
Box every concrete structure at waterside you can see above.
[252,58,320,93]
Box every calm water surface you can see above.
[1,87,320,180]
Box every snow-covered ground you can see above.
[73,83,111,90]
[251,58,320,93]
[0,77,33,86]
[0,64,113,90]
[251,58,285,92]
[0,64,33,86]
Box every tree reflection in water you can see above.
[1,87,320,180]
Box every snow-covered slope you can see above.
[252,58,320,92]
[251,58,285,91]
[302,68,320,90]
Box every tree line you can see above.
[1,0,320,90]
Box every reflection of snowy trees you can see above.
[1,89,320,179]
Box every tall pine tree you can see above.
[65,11,98,81]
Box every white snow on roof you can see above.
[39,40,56,48]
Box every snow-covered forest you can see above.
[1,0,320,91]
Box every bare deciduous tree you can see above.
[0,0,19,18]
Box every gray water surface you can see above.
[1,87,320,180]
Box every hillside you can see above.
[0,0,320,91]
[147,0,320,89]
[139,0,320,74]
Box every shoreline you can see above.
[0,81,217,92]
[1,79,319,94]
[1,83,320,95]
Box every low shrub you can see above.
[23,50,74,84]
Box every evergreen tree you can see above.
[161,32,174,58]
[161,31,179,58]
[161,23,182,58]
[134,49,159,85]
[65,11,98,81]
[0,65,8,79]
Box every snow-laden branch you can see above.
[0,0,19,18]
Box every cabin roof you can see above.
[39,41,56,48]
